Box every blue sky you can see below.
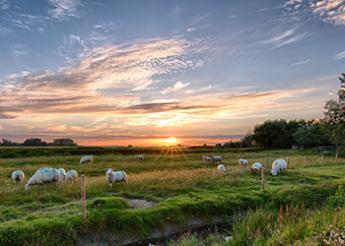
[0,0,344,146]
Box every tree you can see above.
[22,138,47,146]
[0,138,18,146]
[240,133,254,148]
[323,73,345,153]
[52,138,77,146]
[252,119,306,149]
[293,123,330,148]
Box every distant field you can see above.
[0,148,344,245]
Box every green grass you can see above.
[0,148,344,245]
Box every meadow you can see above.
[0,147,344,245]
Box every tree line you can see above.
[223,73,345,153]
[0,138,77,147]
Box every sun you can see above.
[164,137,179,145]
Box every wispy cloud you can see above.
[57,34,88,60]
[48,0,82,21]
[290,58,310,66]
[311,0,345,25]
[0,0,9,10]
[334,50,345,59]
[262,28,309,48]
[160,81,190,95]
[0,38,201,118]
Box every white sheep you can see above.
[250,162,263,174]
[271,159,288,176]
[57,168,67,182]
[80,155,94,165]
[217,164,226,173]
[25,167,60,191]
[106,168,128,187]
[66,170,78,182]
[239,159,249,166]
[202,155,213,164]
[134,154,144,161]
[11,170,25,182]
[210,155,223,163]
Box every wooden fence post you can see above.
[335,152,339,164]
[260,167,265,191]
[81,175,87,222]
[279,205,283,225]
[287,157,290,167]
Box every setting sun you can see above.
[163,137,179,145]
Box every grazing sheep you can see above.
[66,170,78,182]
[250,162,263,174]
[239,159,249,166]
[202,155,213,164]
[134,154,145,161]
[80,155,93,165]
[210,155,223,163]
[57,168,67,182]
[11,170,25,182]
[25,167,60,191]
[106,168,128,187]
[271,159,288,176]
[217,164,226,173]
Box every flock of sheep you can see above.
[203,154,288,176]
[9,154,288,191]
[10,155,128,191]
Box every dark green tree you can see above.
[22,138,47,146]
[293,122,330,148]
[323,73,345,153]
[253,119,306,149]
[52,138,77,146]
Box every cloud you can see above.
[57,34,88,60]
[285,0,345,26]
[311,0,345,25]
[0,38,201,117]
[48,0,81,21]
[290,58,310,66]
[334,50,345,59]
[160,81,190,95]
[0,0,9,10]
[262,28,309,48]
[4,14,48,31]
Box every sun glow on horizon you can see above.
[162,137,179,146]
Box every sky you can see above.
[0,0,344,146]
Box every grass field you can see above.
[0,147,344,245]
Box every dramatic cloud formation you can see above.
[0,38,201,118]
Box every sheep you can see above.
[202,155,213,164]
[66,170,78,182]
[271,159,288,176]
[134,154,144,161]
[217,164,226,173]
[239,159,249,166]
[11,170,25,182]
[57,168,67,182]
[80,155,93,165]
[106,168,128,187]
[250,162,263,174]
[25,167,60,191]
[210,155,223,163]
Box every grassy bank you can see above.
[0,149,344,245]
